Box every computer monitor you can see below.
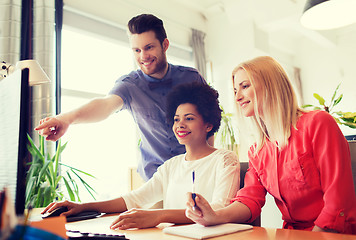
[0,68,29,215]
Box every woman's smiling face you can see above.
[173,103,212,146]
[233,69,258,117]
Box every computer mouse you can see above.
[42,206,69,219]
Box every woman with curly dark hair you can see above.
[42,82,240,230]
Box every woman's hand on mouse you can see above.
[41,200,84,217]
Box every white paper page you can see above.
[163,223,253,239]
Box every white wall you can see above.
[63,0,207,48]
[205,14,255,113]
[296,32,356,136]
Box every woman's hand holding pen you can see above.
[185,192,220,226]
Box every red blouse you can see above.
[233,110,356,234]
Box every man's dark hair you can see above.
[128,14,167,44]
[166,82,222,139]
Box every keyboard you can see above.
[67,230,128,239]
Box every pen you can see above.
[192,170,197,210]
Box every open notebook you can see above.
[163,223,253,239]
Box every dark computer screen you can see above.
[0,68,29,215]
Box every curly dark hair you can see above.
[128,14,167,45]
[166,82,222,139]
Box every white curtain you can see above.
[0,0,21,64]
[33,0,55,79]
[191,28,207,80]
[31,0,56,140]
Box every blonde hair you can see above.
[232,56,303,157]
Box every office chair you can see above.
[240,162,261,227]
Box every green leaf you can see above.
[340,117,356,123]
[330,83,341,104]
[70,169,97,200]
[60,163,96,178]
[27,134,45,164]
[54,139,62,176]
[54,175,63,188]
[301,104,314,109]
[334,117,342,125]
[43,186,53,207]
[35,187,44,208]
[26,162,41,183]
[38,160,52,183]
[339,112,356,119]
[341,122,356,129]
[47,161,57,187]
[25,177,37,206]
[40,135,45,156]
[62,177,75,201]
[332,94,343,107]
[313,93,325,106]
[67,171,79,192]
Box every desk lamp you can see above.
[0,59,50,85]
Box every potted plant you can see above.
[25,134,97,208]
[302,83,356,131]
[302,84,356,187]
[215,106,238,154]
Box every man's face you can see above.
[129,30,169,79]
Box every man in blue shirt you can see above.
[35,14,209,181]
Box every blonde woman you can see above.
[186,56,356,234]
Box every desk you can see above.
[32,210,356,240]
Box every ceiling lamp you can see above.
[300,0,356,30]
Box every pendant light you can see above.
[300,0,356,30]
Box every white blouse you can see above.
[122,149,240,210]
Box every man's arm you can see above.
[35,94,124,141]
[63,94,124,124]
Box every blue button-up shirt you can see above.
[109,64,206,180]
